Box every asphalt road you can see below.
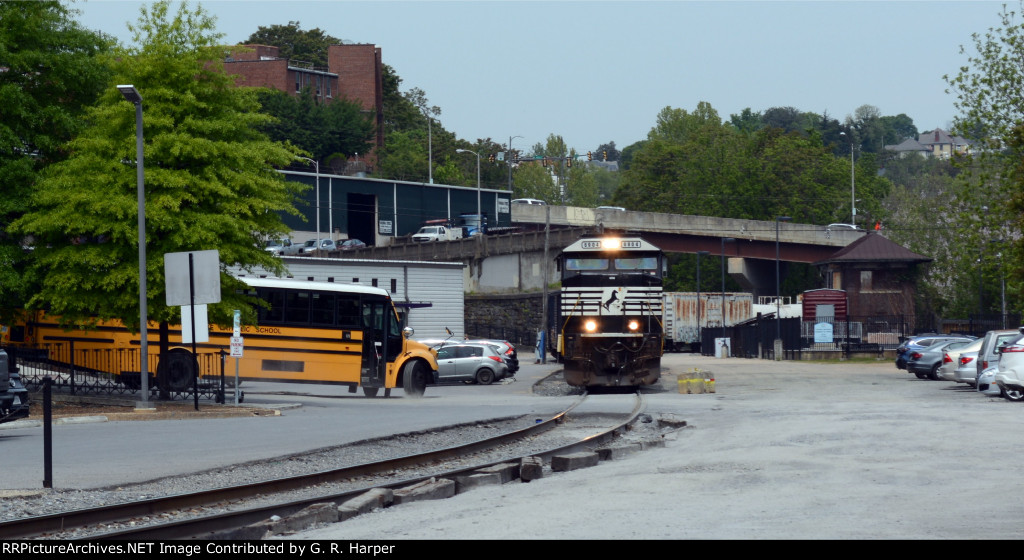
[288,353,1024,540]
[0,356,572,490]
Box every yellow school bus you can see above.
[1,277,439,398]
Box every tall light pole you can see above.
[775,216,792,359]
[298,157,321,244]
[456,148,481,234]
[720,237,735,350]
[840,131,855,226]
[117,85,152,410]
[508,135,523,191]
[696,250,710,352]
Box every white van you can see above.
[511,198,546,205]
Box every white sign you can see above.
[814,322,834,343]
[230,336,244,357]
[497,198,510,214]
[378,220,393,235]
[181,304,210,343]
[233,309,241,338]
[164,250,221,306]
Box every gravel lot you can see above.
[287,353,1024,540]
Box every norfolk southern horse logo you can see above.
[603,288,624,312]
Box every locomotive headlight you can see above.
[628,320,640,331]
[584,320,598,332]
[601,238,621,249]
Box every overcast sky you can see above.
[71,0,1005,153]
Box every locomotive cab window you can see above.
[565,258,609,271]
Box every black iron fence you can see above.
[2,343,230,400]
[700,314,919,360]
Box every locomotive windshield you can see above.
[565,258,609,271]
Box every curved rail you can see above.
[0,394,594,540]
[96,392,646,540]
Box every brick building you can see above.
[224,43,384,166]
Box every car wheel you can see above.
[928,364,941,381]
[1002,387,1024,402]
[362,387,379,398]
[914,371,928,379]
[476,368,494,385]
[402,360,427,397]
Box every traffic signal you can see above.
[566,157,572,168]
[488,153,495,163]
[542,157,548,167]
[603,150,607,161]
[587,151,592,161]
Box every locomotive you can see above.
[551,234,665,387]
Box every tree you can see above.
[944,1,1024,315]
[243,21,341,67]
[592,141,620,162]
[13,0,305,331]
[0,0,113,320]
[255,87,374,162]
[512,162,558,202]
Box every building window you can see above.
[831,271,842,289]
[391,279,397,293]
[327,78,332,98]
[860,271,873,291]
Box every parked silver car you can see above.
[433,343,509,385]
[953,350,980,386]
[977,366,1003,397]
[937,338,982,382]
[907,339,973,380]
[297,238,337,254]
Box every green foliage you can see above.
[512,163,557,202]
[374,130,427,182]
[12,0,305,330]
[255,87,374,161]
[614,102,892,226]
[0,0,113,319]
[944,1,1024,316]
[243,21,340,67]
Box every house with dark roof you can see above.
[917,129,971,158]
[813,232,932,322]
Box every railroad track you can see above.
[1,391,658,540]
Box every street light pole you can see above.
[117,85,152,411]
[298,157,321,244]
[456,149,481,234]
[508,135,523,192]
[775,217,792,360]
[840,131,856,226]
[720,237,735,354]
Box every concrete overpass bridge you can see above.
[337,205,868,297]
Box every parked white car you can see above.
[991,327,1024,401]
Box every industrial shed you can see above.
[230,256,465,339]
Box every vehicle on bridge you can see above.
[0,278,440,399]
[549,234,665,387]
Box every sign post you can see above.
[164,250,221,410]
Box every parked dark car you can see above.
[339,239,366,251]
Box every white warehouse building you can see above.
[230,256,465,340]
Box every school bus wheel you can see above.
[402,360,427,398]
[157,348,196,393]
